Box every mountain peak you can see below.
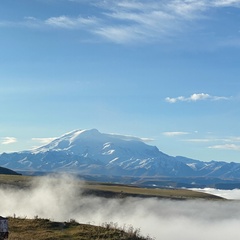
[61,128,100,139]
[32,128,160,160]
[34,129,102,153]
[1,129,240,180]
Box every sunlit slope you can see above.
[83,182,224,200]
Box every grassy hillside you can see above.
[8,217,153,240]
[83,182,223,200]
[0,174,32,189]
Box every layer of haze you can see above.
[192,188,240,200]
[1,175,240,240]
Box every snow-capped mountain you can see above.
[0,129,240,179]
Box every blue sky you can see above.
[1,0,240,162]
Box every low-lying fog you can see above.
[191,187,240,200]
[1,174,240,240]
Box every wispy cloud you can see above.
[92,1,198,43]
[213,0,240,7]
[0,14,98,31]
[163,131,190,137]
[183,135,240,151]
[94,26,141,44]
[184,138,214,143]
[32,137,56,145]
[209,144,240,151]
[165,93,230,103]
[184,134,240,142]
[90,0,240,43]
[110,133,154,142]
[140,137,155,142]
[2,0,240,44]
[1,137,17,145]
[45,15,98,29]
[228,137,240,142]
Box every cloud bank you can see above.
[1,174,240,240]
[192,187,240,200]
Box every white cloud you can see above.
[140,137,155,142]
[92,0,240,43]
[32,137,56,145]
[0,14,98,31]
[167,0,208,19]
[184,138,213,142]
[94,1,191,43]
[1,137,17,145]
[109,133,154,142]
[94,26,141,44]
[45,15,97,29]
[108,0,240,44]
[165,96,184,103]
[2,0,240,44]
[227,137,240,142]
[191,93,210,101]
[165,93,230,103]
[185,135,240,143]
[24,16,38,21]
[182,136,240,152]
[213,0,240,7]
[209,144,240,151]
[163,131,190,137]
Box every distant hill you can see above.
[0,166,21,175]
[0,129,239,181]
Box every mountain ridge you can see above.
[0,129,240,180]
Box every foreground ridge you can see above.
[8,217,154,240]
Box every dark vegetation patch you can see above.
[0,167,20,176]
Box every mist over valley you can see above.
[1,174,240,240]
